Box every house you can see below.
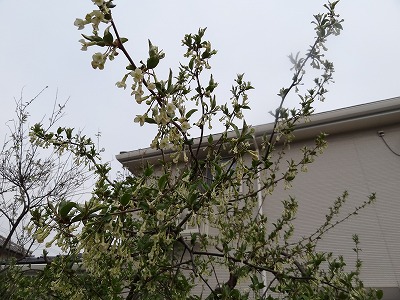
[0,234,31,260]
[116,97,400,299]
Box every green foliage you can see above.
[1,1,383,299]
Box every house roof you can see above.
[116,96,400,173]
[15,253,82,265]
[0,234,31,257]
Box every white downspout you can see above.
[252,135,268,296]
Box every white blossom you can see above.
[78,39,88,51]
[181,121,191,132]
[74,18,86,30]
[91,52,105,70]
[132,84,144,103]
[150,137,158,149]
[91,0,104,6]
[131,68,144,83]
[166,103,176,117]
[159,137,169,149]
[134,114,146,126]
[89,10,105,28]
[147,82,156,90]
[115,81,127,89]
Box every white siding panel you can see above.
[262,124,400,293]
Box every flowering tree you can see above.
[2,1,383,299]
[0,90,94,298]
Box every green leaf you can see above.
[88,206,104,215]
[189,57,194,70]
[103,26,113,45]
[210,95,216,110]
[148,39,154,53]
[155,81,166,96]
[145,117,157,124]
[183,138,194,145]
[185,109,197,119]
[69,214,81,223]
[106,1,116,8]
[120,193,131,206]
[59,201,77,219]
[187,192,197,206]
[66,128,73,139]
[201,50,210,59]
[104,13,112,21]
[167,69,173,93]
[144,165,154,177]
[231,123,240,138]
[376,290,383,300]
[81,34,103,42]
[147,56,159,69]
[335,23,343,30]
[214,164,222,179]
[158,174,168,190]
[206,74,217,93]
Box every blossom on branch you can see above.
[74,18,86,30]
[91,52,106,70]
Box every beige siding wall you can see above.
[118,99,400,299]
[262,124,400,294]
[161,124,400,298]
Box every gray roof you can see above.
[0,235,30,256]
[116,96,400,173]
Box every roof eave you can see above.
[117,96,400,174]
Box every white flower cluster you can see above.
[74,9,106,32]
[91,52,106,70]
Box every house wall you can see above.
[117,98,400,299]
[120,125,400,299]
[262,123,400,299]
[0,249,25,260]
[174,123,400,299]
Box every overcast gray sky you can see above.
[1,0,400,167]
[1,0,400,254]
